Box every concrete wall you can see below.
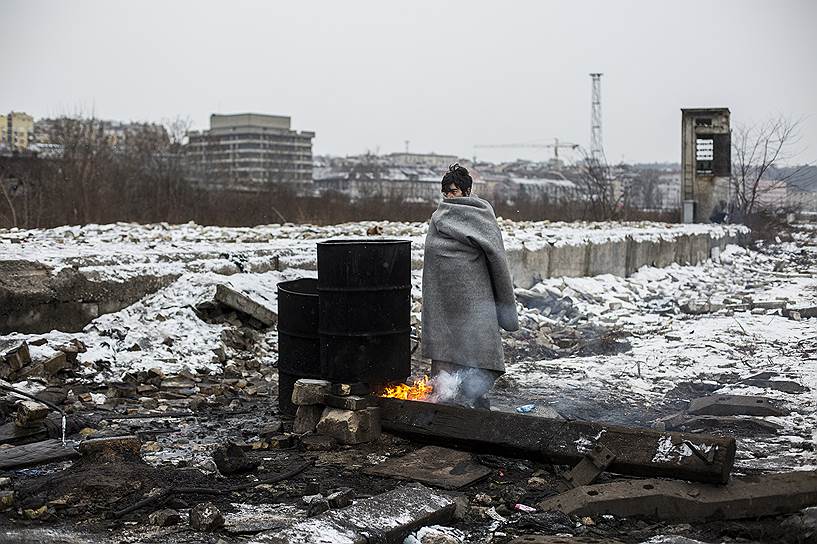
[508,228,747,288]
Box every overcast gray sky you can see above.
[2,0,815,164]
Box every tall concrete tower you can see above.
[590,73,604,162]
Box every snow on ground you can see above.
[501,232,817,474]
[0,220,745,281]
[1,220,814,474]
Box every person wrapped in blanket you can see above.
[421,164,519,409]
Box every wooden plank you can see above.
[215,284,277,326]
[0,439,79,470]
[538,471,817,521]
[378,398,736,484]
[363,446,491,490]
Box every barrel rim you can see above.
[277,277,319,297]
[317,238,411,246]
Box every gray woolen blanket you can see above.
[421,196,519,372]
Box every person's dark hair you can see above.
[441,163,472,196]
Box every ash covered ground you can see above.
[0,220,815,543]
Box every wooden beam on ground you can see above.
[538,471,817,521]
[378,398,736,484]
[0,439,79,470]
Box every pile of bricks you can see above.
[291,379,381,445]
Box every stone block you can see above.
[330,382,370,396]
[293,404,324,434]
[323,394,374,411]
[15,400,49,428]
[190,501,225,531]
[588,240,628,277]
[316,407,381,445]
[291,379,331,406]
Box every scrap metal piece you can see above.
[564,444,616,488]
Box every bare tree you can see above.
[731,116,810,218]
[575,148,623,220]
[0,174,18,227]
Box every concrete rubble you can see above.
[0,220,814,543]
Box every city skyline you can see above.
[2,0,815,165]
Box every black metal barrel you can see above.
[317,239,411,384]
[276,278,320,416]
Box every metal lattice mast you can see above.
[590,73,603,162]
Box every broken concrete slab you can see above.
[509,537,625,544]
[364,446,492,490]
[215,283,277,327]
[687,395,789,417]
[224,503,305,536]
[538,471,817,522]
[316,407,381,445]
[0,439,79,470]
[739,378,809,394]
[0,259,177,334]
[784,306,817,319]
[674,415,782,436]
[249,484,455,544]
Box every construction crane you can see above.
[473,138,580,168]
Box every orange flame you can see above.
[381,375,433,400]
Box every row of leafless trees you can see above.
[1,115,811,229]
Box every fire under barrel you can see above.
[276,278,321,416]
[317,239,411,385]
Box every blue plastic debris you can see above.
[516,404,536,413]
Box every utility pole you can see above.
[590,73,604,162]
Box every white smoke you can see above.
[429,367,496,408]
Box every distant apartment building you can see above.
[34,117,168,147]
[386,152,459,171]
[185,113,314,186]
[0,112,34,151]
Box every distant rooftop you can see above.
[210,113,291,130]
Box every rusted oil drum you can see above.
[276,278,320,416]
[317,239,411,384]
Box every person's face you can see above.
[442,183,465,198]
